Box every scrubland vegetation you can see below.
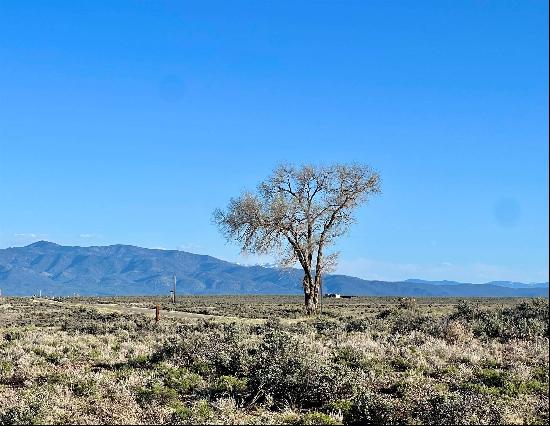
[0,296,548,424]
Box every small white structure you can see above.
[325,293,341,298]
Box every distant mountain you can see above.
[0,242,547,297]
[485,281,549,289]
[406,279,463,286]
[406,278,549,289]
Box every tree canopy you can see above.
[214,163,381,314]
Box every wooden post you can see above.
[155,304,160,322]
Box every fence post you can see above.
[155,304,160,322]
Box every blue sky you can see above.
[0,1,548,283]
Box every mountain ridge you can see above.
[0,242,547,297]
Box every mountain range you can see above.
[0,241,547,297]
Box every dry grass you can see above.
[0,296,548,424]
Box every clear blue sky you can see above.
[1,1,548,283]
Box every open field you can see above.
[0,296,548,424]
[64,295,537,320]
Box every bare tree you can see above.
[213,163,381,315]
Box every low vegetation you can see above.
[0,296,548,424]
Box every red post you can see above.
[155,304,160,322]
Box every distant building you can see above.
[324,293,341,298]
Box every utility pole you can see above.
[173,274,177,304]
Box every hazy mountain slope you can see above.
[0,242,547,297]
[327,276,548,297]
[406,278,549,289]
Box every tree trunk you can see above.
[303,274,319,315]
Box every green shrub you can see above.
[323,399,353,417]
[137,384,179,405]
[332,347,366,368]
[298,411,341,425]
[247,326,353,408]
[397,298,417,310]
[4,329,22,342]
[477,368,508,388]
[170,399,213,425]
[75,380,97,397]
[159,366,205,395]
[450,298,549,341]
[345,318,370,332]
[214,375,247,397]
